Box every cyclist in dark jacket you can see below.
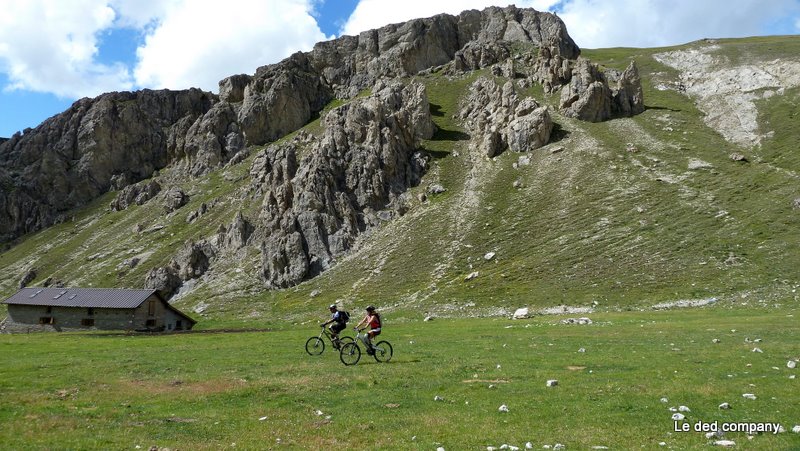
[320,304,348,348]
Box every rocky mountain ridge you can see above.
[0,5,642,248]
[37,7,800,324]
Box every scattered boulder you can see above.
[729,153,748,162]
[427,184,447,195]
[163,188,189,212]
[186,203,209,223]
[173,240,216,280]
[719,402,731,410]
[19,268,36,288]
[546,379,558,387]
[561,317,593,325]
[111,180,162,211]
[464,271,480,281]
[498,404,509,413]
[512,308,529,319]
[144,266,182,299]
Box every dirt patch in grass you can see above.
[461,379,509,383]
[117,378,247,396]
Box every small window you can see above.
[87,308,94,316]
[81,318,95,327]
[148,300,156,316]
[39,317,54,325]
[145,319,156,327]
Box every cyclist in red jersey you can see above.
[355,305,381,354]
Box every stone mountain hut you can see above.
[1,287,196,333]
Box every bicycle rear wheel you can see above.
[372,340,393,362]
[305,337,325,356]
[339,342,361,365]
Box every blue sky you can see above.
[1,0,798,138]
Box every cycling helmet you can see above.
[366,305,375,312]
[328,304,337,310]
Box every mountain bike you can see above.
[305,325,354,356]
[339,328,393,365]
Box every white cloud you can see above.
[0,0,326,99]
[0,0,133,97]
[342,0,800,49]
[133,0,327,92]
[341,1,558,36]
[558,0,800,49]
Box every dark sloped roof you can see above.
[3,287,156,309]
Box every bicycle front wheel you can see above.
[305,337,325,356]
[372,340,393,362]
[339,342,361,365]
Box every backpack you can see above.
[337,310,350,324]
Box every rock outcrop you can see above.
[0,6,581,244]
[163,187,189,213]
[110,180,162,211]
[459,77,553,157]
[559,59,644,122]
[307,6,579,98]
[144,240,216,298]
[0,89,214,242]
[251,81,434,288]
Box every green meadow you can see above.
[1,305,798,450]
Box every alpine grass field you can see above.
[1,36,800,449]
[1,307,798,449]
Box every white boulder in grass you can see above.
[484,252,496,261]
[792,425,800,433]
[512,307,529,319]
[499,404,509,412]
[719,402,731,410]
[434,395,444,401]
[546,379,559,387]
[788,360,797,369]
[672,413,685,421]
[713,440,736,447]
[742,393,757,400]
[752,347,763,353]
[678,405,691,412]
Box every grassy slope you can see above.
[2,37,800,327]
[0,306,798,449]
